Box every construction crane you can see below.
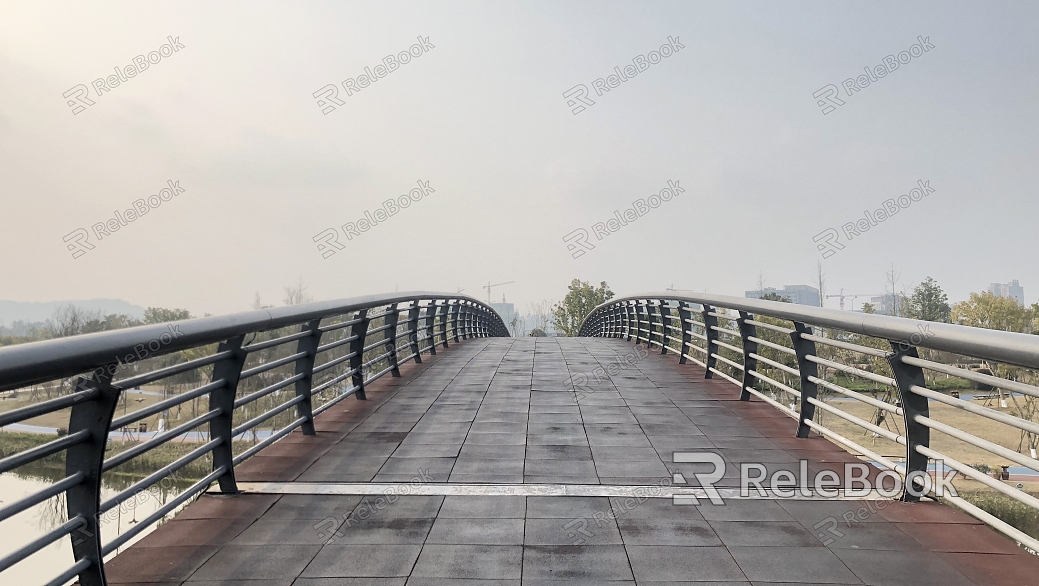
[825,288,885,311]
[483,281,515,303]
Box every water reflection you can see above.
[0,462,195,586]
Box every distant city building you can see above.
[989,280,1025,306]
[746,285,820,307]
[490,301,519,333]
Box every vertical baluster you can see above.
[406,304,422,364]
[385,303,401,377]
[789,322,819,438]
[701,305,719,379]
[677,303,693,365]
[736,311,757,402]
[888,344,930,501]
[659,300,672,354]
[293,320,322,435]
[348,308,371,400]
[208,335,248,492]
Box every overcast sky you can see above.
[1,1,1035,317]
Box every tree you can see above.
[885,264,908,317]
[905,277,951,323]
[815,261,826,307]
[952,292,1034,333]
[860,302,876,314]
[50,305,101,337]
[144,307,192,324]
[551,279,614,336]
[528,300,552,334]
[530,327,548,337]
[284,278,314,306]
[759,292,790,303]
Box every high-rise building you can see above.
[746,285,820,307]
[989,280,1025,306]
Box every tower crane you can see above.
[825,288,885,311]
[483,281,515,303]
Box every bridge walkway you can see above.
[104,338,1039,585]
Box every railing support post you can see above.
[678,303,693,365]
[701,304,719,378]
[737,311,757,402]
[64,370,119,586]
[407,304,422,364]
[451,302,461,342]
[208,335,247,493]
[348,309,371,400]
[790,322,819,438]
[438,302,449,348]
[659,300,671,354]
[385,304,402,377]
[624,302,634,341]
[425,303,437,355]
[293,319,321,435]
[888,344,930,502]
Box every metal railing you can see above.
[0,292,507,586]
[580,292,1039,551]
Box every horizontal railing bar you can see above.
[909,385,1039,435]
[714,354,745,371]
[943,494,1039,553]
[901,355,1039,399]
[713,339,742,354]
[749,352,800,376]
[100,438,222,513]
[316,334,359,354]
[104,409,221,471]
[243,330,312,353]
[396,352,417,364]
[0,472,84,523]
[233,373,305,409]
[231,395,305,437]
[682,353,707,368]
[915,414,1039,473]
[0,429,90,475]
[805,419,904,473]
[745,319,794,334]
[708,367,742,388]
[708,311,738,320]
[361,351,394,369]
[232,417,307,465]
[365,323,394,336]
[363,337,394,353]
[113,351,231,390]
[0,388,99,428]
[240,352,308,379]
[44,559,92,586]
[112,379,225,429]
[916,445,1039,510]
[102,466,226,555]
[808,376,901,414]
[806,355,896,387]
[0,515,86,573]
[365,363,397,385]
[747,370,801,398]
[807,397,905,444]
[799,333,889,357]
[311,368,359,395]
[747,336,797,356]
[317,316,364,333]
[312,385,360,416]
[744,385,799,418]
[312,351,358,375]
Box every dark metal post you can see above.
[64,370,119,586]
[677,303,693,365]
[385,304,402,377]
[737,311,757,402]
[348,308,371,400]
[659,300,672,354]
[293,320,322,435]
[623,302,633,341]
[406,304,422,364]
[701,304,719,378]
[208,335,248,493]
[438,302,449,349]
[451,302,461,342]
[790,322,819,438]
[425,303,437,355]
[888,344,930,501]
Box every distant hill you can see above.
[0,299,147,324]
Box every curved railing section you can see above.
[580,292,1039,551]
[0,292,507,586]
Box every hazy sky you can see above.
[1,1,1035,317]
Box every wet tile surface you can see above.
[107,338,1030,585]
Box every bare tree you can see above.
[283,278,314,306]
[885,264,908,317]
[756,271,767,295]
[50,305,101,338]
[815,261,826,307]
[528,300,552,333]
